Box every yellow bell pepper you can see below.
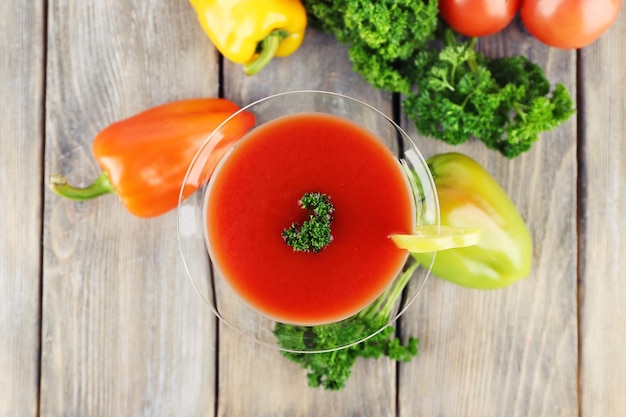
[189,0,307,75]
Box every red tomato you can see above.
[521,0,622,48]
[439,0,522,37]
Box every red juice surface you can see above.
[205,113,414,325]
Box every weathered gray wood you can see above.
[579,10,626,417]
[1,1,623,415]
[398,21,579,416]
[216,28,398,417]
[41,1,219,415]
[0,1,44,416]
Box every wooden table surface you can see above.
[2,1,625,416]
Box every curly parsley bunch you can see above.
[303,0,575,158]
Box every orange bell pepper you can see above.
[49,98,255,218]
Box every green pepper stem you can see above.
[48,171,116,201]
[243,30,289,76]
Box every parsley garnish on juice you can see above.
[282,192,335,253]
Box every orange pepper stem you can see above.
[48,172,116,201]
[243,30,289,76]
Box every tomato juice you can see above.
[205,113,414,325]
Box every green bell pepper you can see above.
[413,153,533,289]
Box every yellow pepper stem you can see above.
[243,30,289,75]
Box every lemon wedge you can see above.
[390,226,481,253]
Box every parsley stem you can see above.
[358,260,420,322]
[512,102,529,122]
[443,28,456,46]
[466,38,479,73]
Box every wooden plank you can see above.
[579,10,626,417]
[0,1,44,416]
[41,1,219,415]
[398,20,579,416]
[216,29,399,417]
